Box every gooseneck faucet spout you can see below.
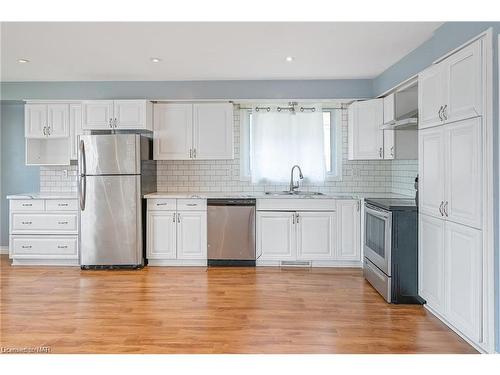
[289,165,304,192]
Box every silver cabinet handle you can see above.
[442,105,448,120]
[57,245,68,249]
[439,201,444,216]
[58,203,68,207]
[438,106,443,121]
[292,213,295,224]
[109,118,113,128]
[114,118,118,128]
[22,203,33,207]
[379,147,383,158]
[58,221,69,225]
[156,203,168,206]
[390,146,394,157]
[296,212,300,223]
[186,203,197,207]
[21,245,32,249]
[177,213,180,223]
[47,126,51,135]
[173,213,176,222]
[444,201,449,217]
[21,221,32,225]
[79,140,87,211]
[193,148,197,158]
[189,149,192,158]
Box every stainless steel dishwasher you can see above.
[207,199,256,266]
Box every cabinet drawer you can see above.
[10,200,45,211]
[11,213,78,234]
[177,199,207,211]
[257,198,337,211]
[11,236,78,258]
[46,199,78,211]
[147,199,177,211]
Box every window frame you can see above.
[239,107,343,182]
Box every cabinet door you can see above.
[296,211,336,260]
[153,103,193,160]
[445,221,482,342]
[146,211,177,259]
[444,117,482,228]
[257,211,295,260]
[348,99,384,160]
[114,100,150,130]
[47,104,69,138]
[419,127,445,219]
[25,104,47,138]
[176,211,207,259]
[418,64,446,129]
[336,200,361,261]
[383,130,395,159]
[82,101,114,130]
[418,214,445,313]
[69,104,82,160]
[383,93,395,124]
[192,103,233,159]
[445,39,482,123]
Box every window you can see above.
[240,107,342,182]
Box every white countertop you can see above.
[6,192,78,200]
[144,191,411,200]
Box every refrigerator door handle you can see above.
[79,140,87,211]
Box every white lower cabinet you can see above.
[257,200,361,265]
[146,199,207,265]
[419,213,483,344]
[8,198,79,266]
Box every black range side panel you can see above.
[391,209,423,304]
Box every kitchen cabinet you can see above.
[147,211,177,260]
[146,198,207,265]
[25,103,69,138]
[335,200,361,260]
[257,211,295,260]
[383,94,396,124]
[69,104,82,160]
[419,117,482,228]
[419,39,482,129]
[154,102,234,160]
[296,212,336,260]
[176,211,207,260]
[418,214,446,313]
[82,100,152,130]
[445,221,482,343]
[348,99,384,160]
[8,197,79,266]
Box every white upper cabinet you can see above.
[419,126,445,219]
[257,211,295,260]
[296,211,336,260]
[69,104,82,160]
[445,221,482,343]
[153,102,234,160]
[418,64,446,129]
[193,103,233,159]
[335,200,361,261]
[419,39,482,129]
[82,100,152,130]
[348,99,384,160]
[25,103,69,138]
[445,39,482,123]
[383,93,396,124]
[82,100,114,130]
[444,117,482,228]
[153,103,193,160]
[419,214,446,313]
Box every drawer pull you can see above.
[58,203,69,207]
[156,203,168,206]
[22,203,33,207]
[57,245,68,249]
[58,221,69,225]
[21,245,32,249]
[186,203,198,206]
[21,221,32,225]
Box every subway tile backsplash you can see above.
[40,107,418,197]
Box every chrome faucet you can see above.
[289,165,304,192]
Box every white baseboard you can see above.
[0,246,9,255]
[148,259,207,267]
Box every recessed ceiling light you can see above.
[285,56,294,62]
[150,57,162,63]
[17,58,30,63]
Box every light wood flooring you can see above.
[0,255,477,354]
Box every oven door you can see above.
[364,204,392,276]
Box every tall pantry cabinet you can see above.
[417,38,486,348]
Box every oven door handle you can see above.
[365,204,391,219]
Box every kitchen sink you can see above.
[265,191,324,196]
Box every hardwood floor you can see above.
[0,255,476,354]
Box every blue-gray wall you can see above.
[0,102,39,246]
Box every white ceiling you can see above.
[0,22,443,82]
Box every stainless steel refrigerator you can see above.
[78,134,156,268]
